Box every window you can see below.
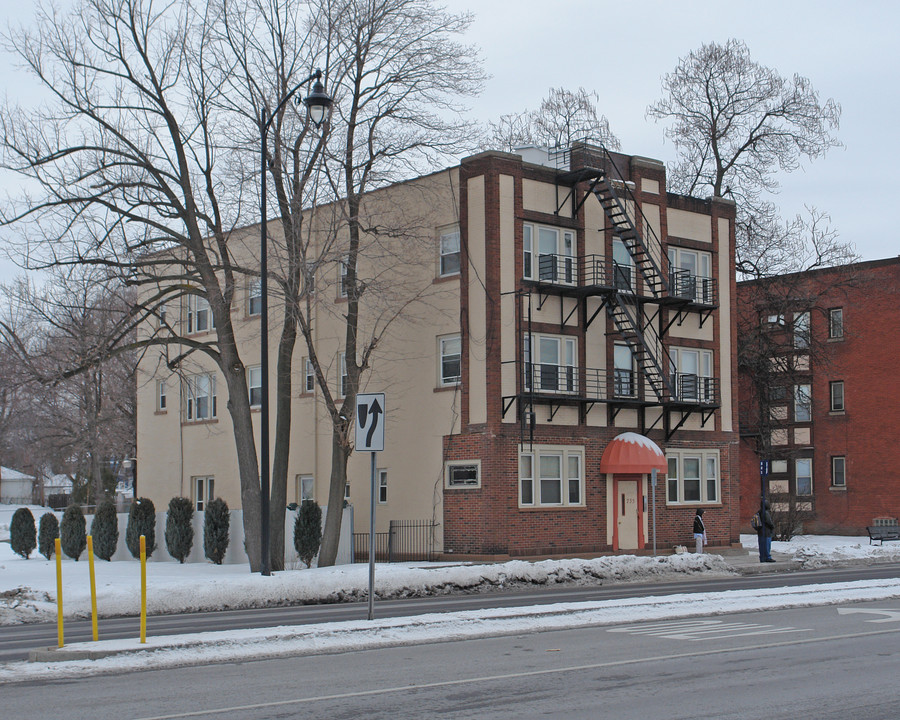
[794,384,811,422]
[439,335,461,386]
[524,333,577,393]
[831,457,846,487]
[378,469,388,504]
[669,347,714,402]
[186,294,213,334]
[247,365,262,407]
[518,446,584,507]
[339,256,350,298]
[344,482,351,500]
[193,476,214,511]
[768,385,788,402]
[247,278,261,316]
[668,246,712,303]
[793,311,810,349]
[185,373,217,421]
[613,344,636,398]
[445,461,481,488]
[612,237,634,292]
[158,305,168,327]
[830,381,845,412]
[303,358,315,394]
[666,450,720,504]
[828,308,843,339]
[339,353,348,397]
[764,313,785,327]
[157,380,167,412]
[297,475,315,503]
[522,223,575,284]
[796,458,813,495]
[439,227,460,276]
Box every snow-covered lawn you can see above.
[3,503,900,682]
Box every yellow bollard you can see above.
[140,534,147,643]
[55,537,64,648]
[87,535,99,641]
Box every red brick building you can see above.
[737,257,900,534]
[442,143,741,556]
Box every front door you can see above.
[617,480,639,550]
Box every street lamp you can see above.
[259,69,332,576]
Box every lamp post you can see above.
[259,69,332,576]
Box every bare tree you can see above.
[488,87,620,152]
[647,38,841,209]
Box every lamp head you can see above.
[303,70,333,128]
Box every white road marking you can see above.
[836,607,900,622]
[608,618,809,641]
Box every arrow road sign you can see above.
[355,393,385,452]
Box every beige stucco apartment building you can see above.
[136,142,740,559]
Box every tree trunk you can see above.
[318,428,350,567]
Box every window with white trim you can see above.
[831,456,846,487]
[796,458,813,495]
[297,474,315,503]
[344,481,351,500]
[522,223,575,284]
[439,334,461,386]
[339,353,348,397]
[185,373,217,421]
[667,246,713,303]
[247,365,262,407]
[795,384,811,422]
[612,237,635,292]
[828,307,843,339]
[378,469,388,503]
[613,344,636,398]
[669,347,714,402]
[666,450,720,504]
[193,475,214,512]
[186,294,213,334]
[157,379,167,412]
[830,380,844,412]
[519,446,584,507]
[339,256,350,298]
[303,358,315,394]
[445,461,481,488]
[794,311,810,349]
[247,278,261,316]
[524,333,577,393]
[439,227,460,277]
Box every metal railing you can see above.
[669,269,717,306]
[353,519,438,563]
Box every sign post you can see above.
[759,459,770,554]
[356,393,385,621]
[651,468,658,556]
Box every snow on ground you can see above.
[3,503,900,682]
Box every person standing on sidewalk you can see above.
[752,501,776,562]
[692,509,707,554]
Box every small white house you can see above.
[0,466,35,505]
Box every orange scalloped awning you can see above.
[599,432,667,473]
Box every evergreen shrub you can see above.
[165,497,194,563]
[203,498,230,565]
[90,499,119,561]
[10,507,37,559]
[126,497,157,559]
[60,504,87,560]
[293,500,322,568]
[38,512,59,560]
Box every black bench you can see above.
[867,526,900,545]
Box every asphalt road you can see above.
[2,561,899,663]
[5,600,900,719]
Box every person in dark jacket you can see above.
[692,509,707,554]
[756,501,776,563]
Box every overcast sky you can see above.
[2,0,897,282]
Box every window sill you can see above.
[154,410,168,416]
[445,484,481,491]
[435,383,460,393]
[434,273,460,284]
[182,418,219,426]
[827,337,844,343]
[518,504,587,511]
[829,410,846,416]
[829,485,847,493]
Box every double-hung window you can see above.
[831,457,846,487]
[439,335,461,386]
[303,358,315,394]
[666,451,720,504]
[247,278,261,316]
[612,238,635,292]
[339,256,350,298]
[378,469,388,504]
[157,379,168,412]
[524,333,577,393]
[339,353,348,397]
[795,384,812,422]
[796,458,813,495]
[522,223,575,284]
[828,308,843,339]
[439,227,461,276]
[193,476,214,511]
[297,475,315,503]
[519,446,584,507]
[670,347,714,402]
[794,311,810,349]
[613,344,636,398]
[247,365,262,407]
[830,381,845,412]
[187,294,213,334]
[668,246,713,303]
[186,373,217,421]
